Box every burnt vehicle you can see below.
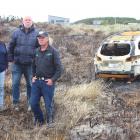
[94,31,140,80]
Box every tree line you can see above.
[74,17,140,25]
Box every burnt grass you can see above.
[2,79,140,140]
[1,23,140,139]
[68,79,140,140]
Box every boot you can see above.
[47,116,55,127]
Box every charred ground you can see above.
[0,21,140,140]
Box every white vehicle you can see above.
[94,31,140,79]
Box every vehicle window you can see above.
[138,42,140,49]
[101,43,130,56]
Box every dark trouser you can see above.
[12,63,32,104]
[30,80,55,124]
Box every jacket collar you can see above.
[19,24,35,33]
[39,45,51,52]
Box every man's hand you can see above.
[45,79,53,86]
[32,76,37,83]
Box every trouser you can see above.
[0,71,5,107]
[30,80,55,124]
[12,63,32,104]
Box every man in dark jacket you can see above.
[8,16,38,111]
[30,31,62,126]
[0,42,8,110]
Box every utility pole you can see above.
[115,17,117,24]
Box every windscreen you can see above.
[100,43,131,56]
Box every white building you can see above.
[93,20,102,25]
[48,15,70,25]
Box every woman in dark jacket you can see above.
[0,41,8,110]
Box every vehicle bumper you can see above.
[95,71,133,79]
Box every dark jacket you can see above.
[8,25,39,65]
[0,42,8,72]
[33,45,62,82]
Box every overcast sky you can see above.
[0,0,140,22]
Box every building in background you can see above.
[93,20,102,25]
[48,15,70,25]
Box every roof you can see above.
[121,31,140,36]
[48,15,69,20]
[106,31,140,42]
[110,35,132,41]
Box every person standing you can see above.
[0,41,8,110]
[30,31,62,126]
[8,16,38,111]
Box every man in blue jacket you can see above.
[30,31,62,126]
[0,42,8,110]
[8,16,38,111]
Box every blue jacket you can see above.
[8,25,39,65]
[33,46,63,82]
[0,42,8,72]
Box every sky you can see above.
[0,0,140,23]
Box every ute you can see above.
[94,31,140,80]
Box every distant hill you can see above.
[74,17,140,25]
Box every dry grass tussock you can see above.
[55,80,108,129]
